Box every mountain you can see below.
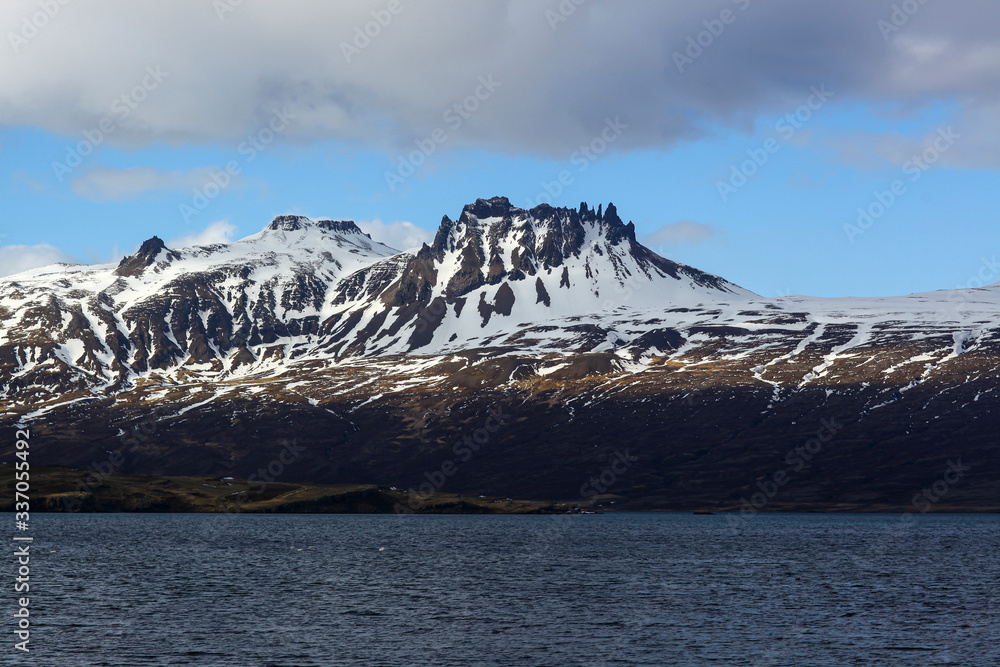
[2,197,998,511]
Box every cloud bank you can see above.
[0,244,77,278]
[168,220,238,249]
[1,0,997,166]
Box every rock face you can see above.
[114,236,181,278]
[1,197,998,510]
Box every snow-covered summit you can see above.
[2,199,999,398]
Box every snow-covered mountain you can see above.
[317,197,750,357]
[0,215,398,392]
[0,197,750,391]
[2,197,998,510]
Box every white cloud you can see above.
[356,219,434,252]
[70,166,238,201]
[643,221,718,248]
[168,220,237,248]
[0,244,77,278]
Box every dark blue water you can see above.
[11,513,999,666]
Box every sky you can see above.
[1,0,998,297]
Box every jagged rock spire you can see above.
[114,236,177,277]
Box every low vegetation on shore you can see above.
[0,465,574,514]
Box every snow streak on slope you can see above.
[2,198,1000,413]
[0,215,398,393]
[311,197,752,357]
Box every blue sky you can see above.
[2,0,998,297]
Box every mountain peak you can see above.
[265,215,366,237]
[461,196,513,221]
[445,198,635,248]
[384,197,742,326]
[114,236,175,277]
[266,215,312,232]
[138,235,167,255]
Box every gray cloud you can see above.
[1,0,998,164]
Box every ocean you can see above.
[21,512,999,666]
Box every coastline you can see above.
[3,465,997,514]
[0,465,572,515]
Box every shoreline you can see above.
[3,465,997,514]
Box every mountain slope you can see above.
[1,198,998,510]
[316,197,750,358]
[0,216,397,394]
